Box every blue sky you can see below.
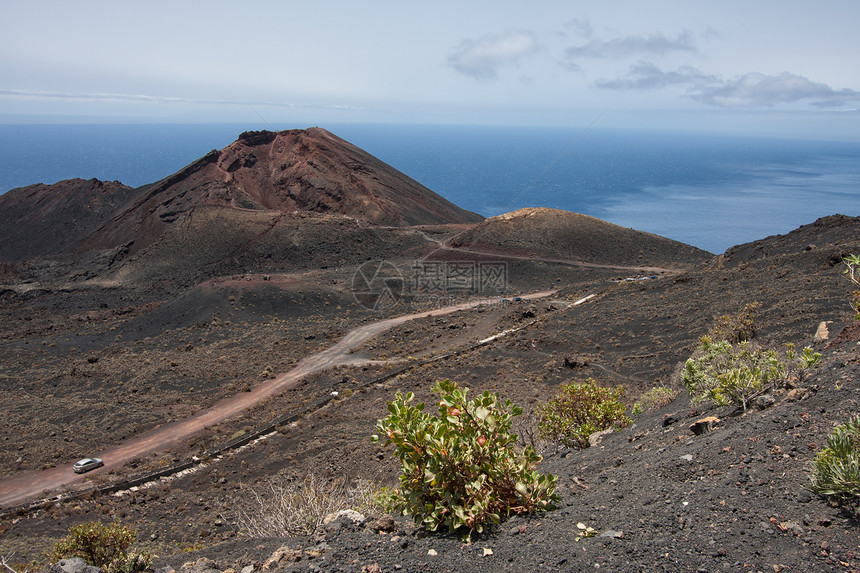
[2,1,860,139]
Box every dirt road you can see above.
[413,227,681,275]
[0,290,556,509]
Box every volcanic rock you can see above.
[689,416,720,435]
[50,559,101,573]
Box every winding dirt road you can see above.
[0,291,556,509]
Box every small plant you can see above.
[372,379,558,538]
[842,254,860,320]
[682,338,819,413]
[576,522,598,539]
[631,386,678,415]
[810,416,860,516]
[49,522,151,573]
[537,378,631,449]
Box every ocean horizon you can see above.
[2,123,859,254]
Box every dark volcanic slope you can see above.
[0,178,140,262]
[449,207,713,268]
[1,209,859,567]
[84,128,483,255]
[720,213,860,270]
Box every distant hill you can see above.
[0,178,140,263]
[449,207,713,269]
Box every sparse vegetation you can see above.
[536,378,631,449]
[372,379,558,538]
[682,303,819,413]
[631,386,678,415]
[0,554,24,573]
[810,416,860,517]
[49,522,151,573]
[233,473,391,537]
[0,134,858,570]
[682,338,819,413]
[843,254,860,320]
[708,301,761,344]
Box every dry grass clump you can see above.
[632,386,678,415]
[233,472,390,537]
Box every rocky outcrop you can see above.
[50,558,102,573]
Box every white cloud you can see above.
[447,30,541,80]
[595,62,860,108]
[0,89,358,111]
[694,72,860,108]
[597,64,860,109]
[595,61,714,90]
[564,31,697,61]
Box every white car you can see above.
[73,458,104,474]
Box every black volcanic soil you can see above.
[156,335,860,573]
[1,214,859,571]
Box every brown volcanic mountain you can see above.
[449,207,713,268]
[83,127,483,255]
[0,178,140,262]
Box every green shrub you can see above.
[372,379,558,538]
[682,338,819,413]
[810,416,860,516]
[632,386,678,415]
[537,379,631,449]
[49,522,151,573]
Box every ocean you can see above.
[2,123,859,254]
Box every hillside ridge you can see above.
[450,206,713,268]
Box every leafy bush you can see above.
[632,386,678,415]
[372,379,558,537]
[49,522,150,573]
[537,378,631,449]
[682,338,819,413]
[234,473,391,537]
[810,416,860,516]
